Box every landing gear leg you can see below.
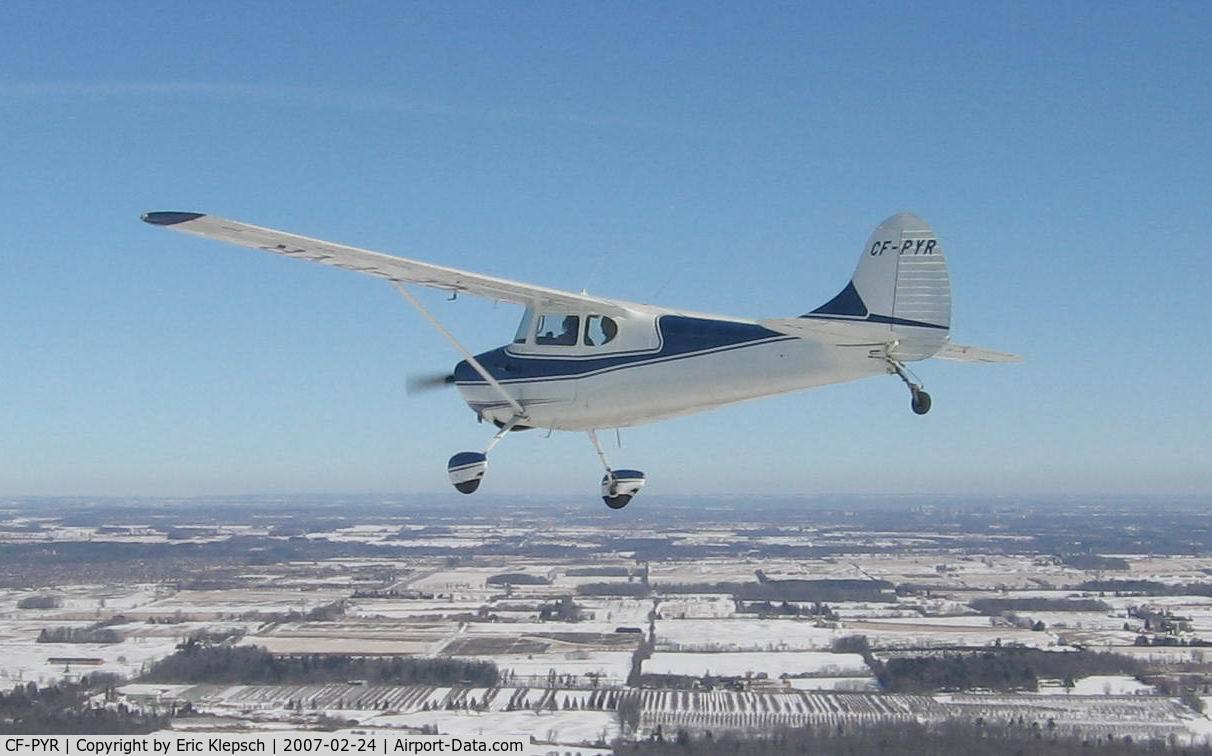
[588,430,646,509]
[447,415,524,494]
[885,353,932,415]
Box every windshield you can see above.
[513,309,534,344]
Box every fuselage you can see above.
[454,304,887,431]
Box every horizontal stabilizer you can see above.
[933,342,1022,363]
[758,317,893,345]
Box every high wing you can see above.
[141,211,626,314]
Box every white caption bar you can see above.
[0,735,529,756]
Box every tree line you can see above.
[877,649,1145,693]
[832,636,1145,693]
[614,719,1210,756]
[970,597,1112,614]
[140,641,498,686]
[0,675,169,734]
[37,627,123,644]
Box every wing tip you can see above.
[141,211,205,226]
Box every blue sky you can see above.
[2,2,1209,498]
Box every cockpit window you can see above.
[535,313,580,346]
[584,315,619,346]
[513,309,534,344]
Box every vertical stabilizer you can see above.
[806,212,951,359]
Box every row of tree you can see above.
[0,675,169,734]
[140,641,499,686]
[615,720,1209,756]
[970,597,1111,614]
[876,649,1146,693]
[830,636,1147,693]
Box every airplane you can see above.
[142,210,1018,509]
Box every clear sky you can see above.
[2,2,1210,498]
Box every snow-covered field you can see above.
[12,503,1212,743]
[644,651,868,678]
[364,710,618,747]
[346,598,485,619]
[409,568,523,594]
[578,599,652,625]
[1011,611,1135,630]
[241,637,442,655]
[648,559,859,585]
[140,589,348,617]
[657,596,735,619]
[1037,675,1156,696]
[655,619,838,651]
[0,584,165,618]
[785,676,878,691]
[460,621,635,636]
[1114,645,1212,664]
[857,615,993,627]
[839,621,1057,649]
[0,634,182,686]
[452,651,634,684]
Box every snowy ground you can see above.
[0,584,165,618]
[0,634,182,686]
[346,599,485,619]
[1013,610,1137,631]
[1037,675,1156,696]
[452,651,634,684]
[363,710,618,748]
[856,615,993,627]
[785,676,878,691]
[654,618,838,651]
[656,596,735,619]
[578,598,652,625]
[241,637,442,655]
[838,621,1057,649]
[139,589,348,617]
[644,651,868,678]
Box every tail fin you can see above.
[807,212,951,359]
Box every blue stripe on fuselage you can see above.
[454,315,791,385]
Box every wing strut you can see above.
[391,282,527,419]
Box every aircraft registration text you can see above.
[870,239,937,256]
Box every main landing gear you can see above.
[446,416,524,494]
[447,421,645,510]
[589,430,646,509]
[886,354,932,415]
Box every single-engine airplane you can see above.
[142,210,1018,508]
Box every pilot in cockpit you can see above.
[537,315,580,346]
[557,316,579,344]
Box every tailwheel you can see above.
[885,350,932,417]
[601,470,646,509]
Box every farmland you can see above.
[3,494,1212,748]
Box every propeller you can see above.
[406,371,456,395]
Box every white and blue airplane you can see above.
[143,211,1018,508]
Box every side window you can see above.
[535,314,580,346]
[584,315,619,346]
